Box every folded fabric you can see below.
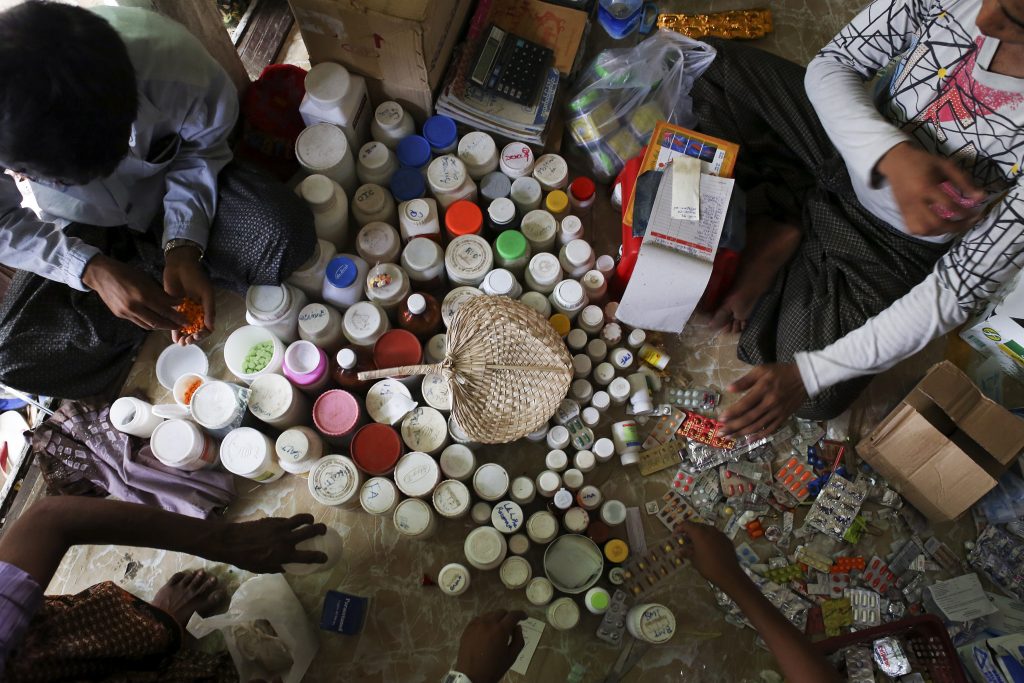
[32,399,235,518]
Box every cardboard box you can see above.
[962,276,1024,383]
[858,361,1024,522]
[288,0,474,120]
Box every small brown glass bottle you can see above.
[330,347,375,394]
[397,292,442,340]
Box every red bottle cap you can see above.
[444,200,483,238]
[570,176,595,202]
[350,423,404,475]
[373,329,423,375]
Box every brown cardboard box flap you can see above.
[911,361,1024,466]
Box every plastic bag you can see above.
[186,574,319,683]
[566,30,717,182]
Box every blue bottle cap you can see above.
[396,135,432,168]
[422,115,457,151]
[325,256,358,289]
[390,167,425,202]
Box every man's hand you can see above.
[455,609,527,683]
[163,244,215,344]
[215,513,328,574]
[82,254,185,331]
[877,142,985,236]
[676,520,749,594]
[720,363,806,437]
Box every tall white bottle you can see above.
[299,62,371,150]
[298,174,349,251]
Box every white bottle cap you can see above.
[501,143,536,178]
[464,526,508,570]
[596,254,616,276]
[490,500,524,534]
[192,380,244,430]
[394,451,441,498]
[611,348,634,370]
[401,407,449,455]
[374,101,405,131]
[581,270,605,295]
[560,215,583,239]
[591,391,611,411]
[359,476,398,516]
[488,197,516,226]
[510,476,536,504]
[473,462,510,501]
[600,499,628,526]
[628,329,647,348]
[566,328,588,352]
[521,210,557,248]
[536,470,562,496]
[577,485,602,511]
[471,501,492,525]
[572,354,592,379]
[359,141,392,171]
[593,437,615,462]
[298,303,334,338]
[299,174,337,208]
[308,454,362,506]
[393,497,435,537]
[458,131,497,174]
[483,268,517,296]
[509,533,531,556]
[276,426,320,465]
[438,562,471,596]
[526,510,559,544]
[442,286,484,328]
[150,419,210,469]
[365,378,414,425]
[445,235,493,284]
[553,488,574,510]
[427,155,467,192]
[433,479,472,518]
[547,597,581,631]
[499,555,533,590]
[295,123,349,172]
[354,183,387,216]
[526,577,554,606]
[602,323,623,346]
[609,377,632,403]
[533,153,568,191]
[426,333,447,364]
[571,379,593,404]
[546,425,570,450]
[627,604,677,644]
[581,407,600,428]
[439,444,476,481]
[563,468,584,490]
[563,507,589,533]
[587,339,608,364]
[574,450,596,473]
[593,363,615,387]
[525,423,549,442]
[528,252,562,287]
[564,239,592,267]
[305,62,351,103]
[580,305,604,331]
[553,280,585,308]
[221,427,276,480]
[519,291,552,318]
[343,301,389,347]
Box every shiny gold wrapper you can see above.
[657,8,774,40]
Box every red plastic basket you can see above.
[815,615,968,683]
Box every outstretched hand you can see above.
[720,363,806,437]
[217,513,328,573]
[676,520,749,593]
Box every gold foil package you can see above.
[657,9,774,40]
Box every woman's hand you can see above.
[720,363,807,437]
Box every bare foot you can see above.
[712,218,801,334]
[151,569,226,627]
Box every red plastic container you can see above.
[350,423,404,475]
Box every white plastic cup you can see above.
[220,427,283,483]
[109,397,163,438]
[149,419,217,471]
[223,325,286,384]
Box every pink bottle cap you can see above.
[283,341,328,386]
[312,389,362,438]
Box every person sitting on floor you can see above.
[0,1,315,400]
[0,496,527,683]
[685,0,1024,434]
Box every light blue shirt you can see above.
[0,6,238,291]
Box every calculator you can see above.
[469,25,554,106]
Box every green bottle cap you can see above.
[495,230,527,261]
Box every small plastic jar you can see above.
[563,468,585,491]
[549,314,571,338]
[473,462,510,501]
[550,279,588,321]
[610,347,634,372]
[390,167,426,202]
[581,407,600,428]
[371,101,414,148]
[394,450,442,499]
[365,263,410,316]
[248,373,310,429]
[588,340,609,365]
[401,237,446,293]
[546,425,570,451]
[627,604,676,644]
[639,343,670,370]
[491,500,525,534]
[322,254,369,311]
[571,379,593,404]
[298,303,347,354]
[591,392,611,413]
[577,484,602,511]
[312,389,364,446]
[545,190,570,222]
[283,340,330,395]
[585,587,611,615]
[190,381,248,438]
[572,354,592,379]
[494,230,530,278]
[357,141,399,187]
[398,198,442,243]
[519,291,552,318]
[471,501,492,525]
[499,142,535,178]
[423,114,458,154]
[532,153,568,191]
[288,238,336,301]
[509,533,531,556]
[526,510,559,544]
[563,507,590,534]
[295,123,357,195]
[536,470,562,497]
[510,476,536,505]
[596,254,616,280]
[400,406,449,455]
[457,131,498,179]
[276,426,324,476]
[393,497,437,540]
[360,476,399,516]
[421,373,452,413]
[444,200,484,241]
[566,329,588,353]
[342,301,391,349]
[352,184,398,228]
[150,419,218,471]
[438,563,471,596]
[526,577,554,606]
[602,323,624,347]
[582,270,607,305]
[600,500,627,527]
[545,449,568,472]
[440,444,476,481]
[574,451,597,474]
[433,479,472,519]
[245,284,307,344]
[356,222,401,265]
[425,334,447,364]
[429,155,477,209]
[350,422,403,475]
[547,598,580,631]
[510,177,542,216]
[525,253,563,294]
[559,239,596,279]
[445,235,493,287]
[499,556,532,590]
[221,427,283,483]
[593,437,615,463]
[465,526,508,570]
[480,268,522,298]
[486,197,517,236]
[521,210,558,253]
[558,215,584,246]
[578,305,604,335]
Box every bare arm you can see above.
[0,496,327,587]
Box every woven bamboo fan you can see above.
[358,295,573,443]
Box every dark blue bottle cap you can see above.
[325,256,358,289]
[422,115,457,151]
[390,167,426,202]
[396,135,432,168]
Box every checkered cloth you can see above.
[692,39,949,419]
[0,163,315,399]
